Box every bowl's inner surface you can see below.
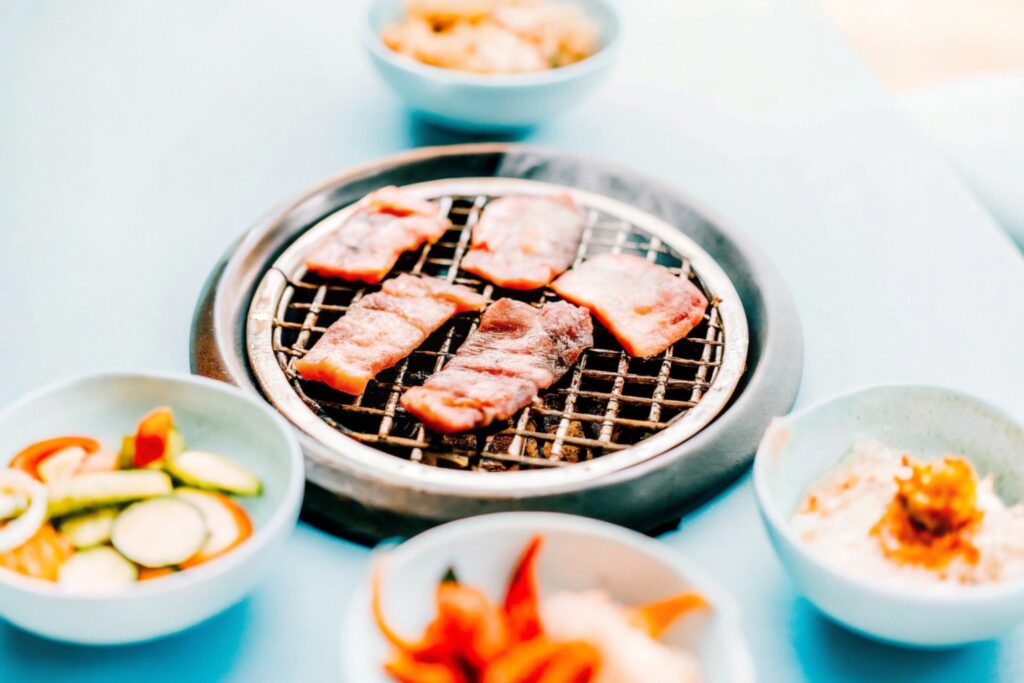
[765,387,1024,518]
[0,375,294,528]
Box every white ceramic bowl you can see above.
[754,384,1024,647]
[343,512,753,683]
[0,372,304,644]
[363,0,621,132]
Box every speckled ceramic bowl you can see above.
[363,0,622,132]
[343,512,753,683]
[0,372,304,644]
[754,384,1024,647]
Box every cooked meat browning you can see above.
[294,275,487,395]
[400,299,593,433]
[460,194,585,290]
[305,186,451,284]
[550,253,708,358]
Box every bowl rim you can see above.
[341,511,755,683]
[0,370,305,601]
[753,382,1024,605]
[361,0,623,88]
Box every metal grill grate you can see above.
[264,186,729,472]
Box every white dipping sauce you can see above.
[792,441,1024,587]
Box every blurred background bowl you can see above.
[0,372,304,644]
[363,0,621,132]
[754,384,1024,647]
[343,512,753,683]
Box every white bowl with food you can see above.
[0,372,304,644]
[364,0,622,132]
[754,384,1024,647]
[343,512,753,683]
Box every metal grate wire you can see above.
[268,192,726,471]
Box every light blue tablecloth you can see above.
[2,1,1022,681]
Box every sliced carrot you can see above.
[138,566,176,581]
[384,652,466,683]
[0,524,74,581]
[10,436,100,480]
[536,642,600,683]
[178,492,253,569]
[373,562,428,654]
[134,407,174,467]
[630,591,708,638]
[503,535,544,642]
[481,638,562,683]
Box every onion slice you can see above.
[0,470,48,553]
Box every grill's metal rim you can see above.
[245,177,748,493]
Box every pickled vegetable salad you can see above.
[0,408,262,593]
[373,536,709,683]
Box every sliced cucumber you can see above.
[165,450,262,497]
[59,507,120,549]
[48,470,173,518]
[37,446,89,482]
[119,435,136,469]
[58,547,138,594]
[111,497,208,568]
[174,489,251,563]
[163,429,186,462]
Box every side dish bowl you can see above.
[363,0,622,132]
[0,372,304,644]
[342,512,753,683]
[754,384,1024,647]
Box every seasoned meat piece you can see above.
[401,299,593,433]
[305,186,450,284]
[551,253,708,358]
[294,275,487,395]
[460,194,585,290]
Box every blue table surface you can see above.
[2,1,1023,681]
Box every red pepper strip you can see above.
[630,591,708,638]
[431,581,510,668]
[134,407,174,467]
[503,535,544,642]
[385,652,467,683]
[10,436,100,480]
[374,564,512,681]
[536,642,601,683]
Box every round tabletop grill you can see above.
[192,145,803,542]
[249,178,747,479]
